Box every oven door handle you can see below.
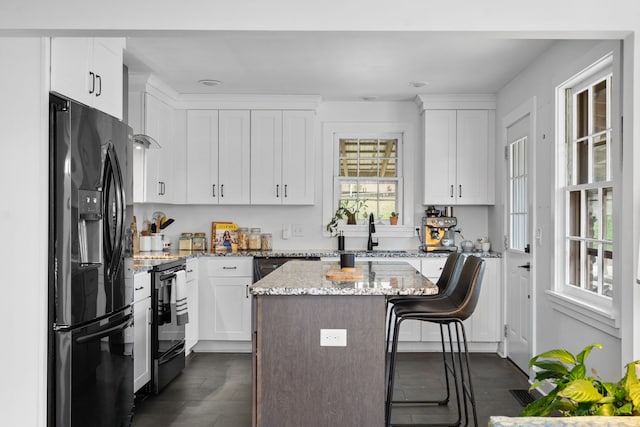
[75,314,133,344]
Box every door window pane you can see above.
[586,189,598,239]
[586,242,599,294]
[576,90,589,139]
[568,240,581,287]
[593,79,607,133]
[576,139,589,184]
[592,133,607,182]
[603,187,613,241]
[569,191,581,237]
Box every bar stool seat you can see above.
[386,255,486,427]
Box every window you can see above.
[335,134,402,224]
[561,59,613,301]
[509,137,528,251]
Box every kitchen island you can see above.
[250,260,437,427]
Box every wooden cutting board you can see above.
[325,265,364,280]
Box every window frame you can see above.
[333,133,403,226]
[553,52,617,321]
[322,121,415,238]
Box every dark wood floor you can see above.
[132,352,531,427]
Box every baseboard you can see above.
[193,340,252,353]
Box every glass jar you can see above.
[192,232,207,251]
[261,233,272,251]
[249,228,262,250]
[179,232,193,251]
[237,227,249,251]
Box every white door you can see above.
[504,110,534,374]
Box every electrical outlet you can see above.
[282,224,292,240]
[292,224,304,237]
[320,329,347,347]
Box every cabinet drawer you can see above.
[133,271,151,302]
[201,257,253,277]
[186,258,199,282]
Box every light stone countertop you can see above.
[250,260,439,296]
[132,248,501,273]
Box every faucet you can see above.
[367,213,379,251]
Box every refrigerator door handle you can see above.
[75,314,133,344]
[103,143,125,278]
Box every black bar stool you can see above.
[386,255,486,427]
[384,252,466,410]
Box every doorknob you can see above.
[518,263,531,271]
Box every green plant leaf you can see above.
[532,360,570,376]
[623,361,640,410]
[595,403,616,416]
[533,349,577,365]
[616,402,634,415]
[568,364,587,380]
[558,379,603,403]
[520,393,556,416]
[576,343,602,365]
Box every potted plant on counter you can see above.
[326,199,368,236]
[390,212,399,225]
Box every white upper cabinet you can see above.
[423,109,495,205]
[143,93,179,203]
[186,110,250,204]
[251,110,315,205]
[51,37,125,120]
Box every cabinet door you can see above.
[250,110,283,204]
[185,258,199,353]
[199,276,252,341]
[218,110,251,204]
[187,110,219,203]
[420,258,447,342]
[144,93,174,203]
[133,296,151,393]
[90,38,124,120]
[282,110,315,205]
[50,38,93,107]
[468,257,501,342]
[423,110,457,205]
[456,110,493,204]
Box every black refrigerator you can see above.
[48,94,134,427]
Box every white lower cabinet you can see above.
[420,256,501,344]
[133,272,151,393]
[185,258,199,354]
[198,257,253,342]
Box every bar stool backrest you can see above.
[435,252,465,296]
[447,256,486,321]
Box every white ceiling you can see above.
[124,32,556,101]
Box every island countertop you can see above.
[250,260,437,296]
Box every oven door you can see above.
[55,308,133,427]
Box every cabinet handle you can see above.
[134,286,144,291]
[284,184,288,198]
[95,74,102,97]
[222,266,237,270]
[148,306,153,326]
[212,184,216,198]
[459,185,462,198]
[187,269,194,273]
[221,184,224,198]
[89,71,95,94]
[276,184,279,198]
[246,284,249,299]
[158,182,165,195]
[450,185,454,198]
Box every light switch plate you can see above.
[320,329,347,347]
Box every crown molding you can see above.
[415,93,497,111]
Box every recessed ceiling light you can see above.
[409,81,429,88]
[362,96,378,101]
[198,79,222,87]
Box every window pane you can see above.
[586,242,598,294]
[569,191,581,237]
[592,133,607,182]
[593,80,607,133]
[568,240,581,287]
[339,139,358,158]
[586,189,598,239]
[603,243,613,297]
[576,139,588,184]
[358,158,377,177]
[340,158,357,177]
[576,90,589,139]
[603,187,613,241]
[380,158,397,177]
